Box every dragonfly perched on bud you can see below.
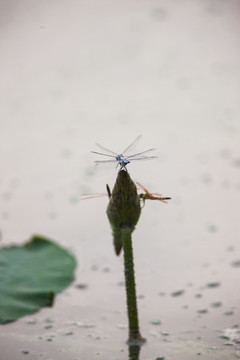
[91,135,157,170]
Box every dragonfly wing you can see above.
[122,135,142,156]
[158,199,169,204]
[135,181,150,195]
[80,193,108,200]
[94,159,117,164]
[91,151,116,158]
[129,156,158,161]
[95,143,118,156]
[81,192,107,196]
[127,148,156,159]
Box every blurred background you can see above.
[0,1,240,359]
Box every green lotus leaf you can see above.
[0,235,77,324]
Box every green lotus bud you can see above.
[106,170,141,255]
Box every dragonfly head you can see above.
[116,154,130,167]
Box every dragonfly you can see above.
[80,182,171,205]
[136,182,171,205]
[91,135,157,170]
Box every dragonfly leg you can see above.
[106,184,111,198]
[138,194,146,208]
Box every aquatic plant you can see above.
[106,170,170,345]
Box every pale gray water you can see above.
[0,1,240,359]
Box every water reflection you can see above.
[128,344,141,360]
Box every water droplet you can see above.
[181,330,193,334]
[151,7,167,21]
[75,283,88,290]
[221,180,231,188]
[161,331,170,336]
[44,325,53,329]
[85,167,95,177]
[116,324,128,329]
[224,311,234,316]
[207,224,218,233]
[149,330,159,338]
[232,158,240,168]
[197,309,208,314]
[150,320,161,326]
[2,192,12,201]
[219,335,230,341]
[45,317,54,323]
[206,282,221,288]
[62,330,74,336]
[1,211,10,219]
[230,260,240,268]
[211,301,222,308]
[171,289,185,297]
[91,265,98,271]
[221,328,240,344]
[69,196,79,205]
[26,319,37,325]
[22,350,30,354]
[201,173,212,185]
[75,322,96,328]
